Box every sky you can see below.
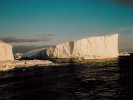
[0,0,133,53]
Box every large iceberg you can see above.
[0,40,14,61]
[22,34,119,59]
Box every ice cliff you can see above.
[22,34,119,59]
[0,40,14,61]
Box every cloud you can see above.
[94,0,133,7]
[110,0,133,7]
[115,26,133,33]
[13,45,52,54]
[35,33,55,37]
[0,35,53,43]
[119,35,133,51]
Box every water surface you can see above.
[0,57,133,100]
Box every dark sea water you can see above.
[0,57,133,100]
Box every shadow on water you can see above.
[118,56,133,100]
[0,57,132,100]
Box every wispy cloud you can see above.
[0,34,54,43]
[110,0,133,7]
[13,45,52,54]
[115,26,133,33]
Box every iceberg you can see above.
[22,34,119,59]
[0,40,14,61]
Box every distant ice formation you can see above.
[119,52,130,56]
[22,34,119,59]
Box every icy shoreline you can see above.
[0,60,53,71]
[0,58,118,71]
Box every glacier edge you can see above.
[22,33,119,59]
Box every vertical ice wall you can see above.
[44,34,118,59]
[0,41,14,61]
[22,34,119,59]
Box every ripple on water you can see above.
[0,58,132,100]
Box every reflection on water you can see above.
[0,57,133,100]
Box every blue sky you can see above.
[0,0,133,51]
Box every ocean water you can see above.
[0,57,133,100]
